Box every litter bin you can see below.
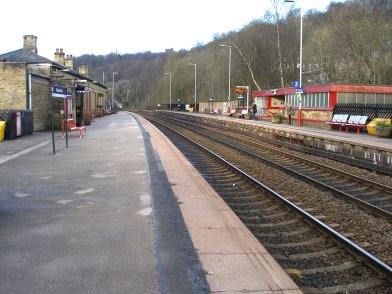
[367,118,391,136]
[0,121,5,141]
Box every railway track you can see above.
[157,111,392,176]
[152,112,392,221]
[137,112,392,292]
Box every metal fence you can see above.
[333,103,392,121]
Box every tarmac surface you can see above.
[0,112,209,293]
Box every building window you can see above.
[337,92,392,104]
[286,92,329,108]
[357,93,366,103]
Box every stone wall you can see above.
[1,61,107,132]
[0,63,27,110]
[31,74,51,131]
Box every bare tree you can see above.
[230,40,261,91]
[271,0,286,88]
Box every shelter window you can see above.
[357,93,366,103]
[338,92,391,104]
[286,94,297,107]
[296,92,328,108]
[385,94,392,104]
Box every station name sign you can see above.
[51,85,67,98]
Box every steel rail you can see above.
[145,115,392,282]
[151,113,392,220]
[155,111,392,176]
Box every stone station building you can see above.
[0,35,107,132]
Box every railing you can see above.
[333,103,392,120]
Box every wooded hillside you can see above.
[75,0,392,109]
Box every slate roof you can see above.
[0,47,107,88]
[0,49,54,64]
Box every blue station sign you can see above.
[51,85,68,98]
[291,80,300,88]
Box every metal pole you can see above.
[194,64,197,111]
[189,63,197,111]
[284,0,303,126]
[229,46,231,101]
[65,96,68,148]
[165,73,172,110]
[246,86,249,111]
[112,72,114,111]
[112,72,117,111]
[298,8,303,126]
[49,91,55,155]
[299,8,303,89]
[169,73,172,110]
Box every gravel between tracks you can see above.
[181,127,392,267]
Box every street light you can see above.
[112,72,118,110]
[220,44,232,103]
[188,63,197,111]
[165,72,172,110]
[285,0,303,126]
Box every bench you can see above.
[237,109,248,119]
[325,114,349,131]
[62,118,87,138]
[345,115,368,134]
[209,108,220,115]
[226,109,236,117]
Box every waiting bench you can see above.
[61,118,87,138]
[226,109,236,117]
[237,109,249,119]
[325,114,349,131]
[345,115,368,134]
[209,108,220,115]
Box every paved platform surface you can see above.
[0,112,302,293]
[3,110,389,293]
[0,113,209,293]
[190,112,392,152]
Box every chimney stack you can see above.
[54,48,65,65]
[23,35,38,54]
[64,54,74,70]
[78,63,89,77]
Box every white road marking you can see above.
[14,192,31,198]
[140,194,151,205]
[132,170,146,174]
[75,187,95,195]
[0,140,50,165]
[91,173,113,178]
[57,200,73,205]
[138,207,152,216]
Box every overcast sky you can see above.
[1,0,342,60]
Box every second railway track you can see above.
[154,112,392,220]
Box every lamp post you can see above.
[220,44,232,104]
[285,0,303,126]
[165,72,172,110]
[188,63,197,111]
[112,72,118,111]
